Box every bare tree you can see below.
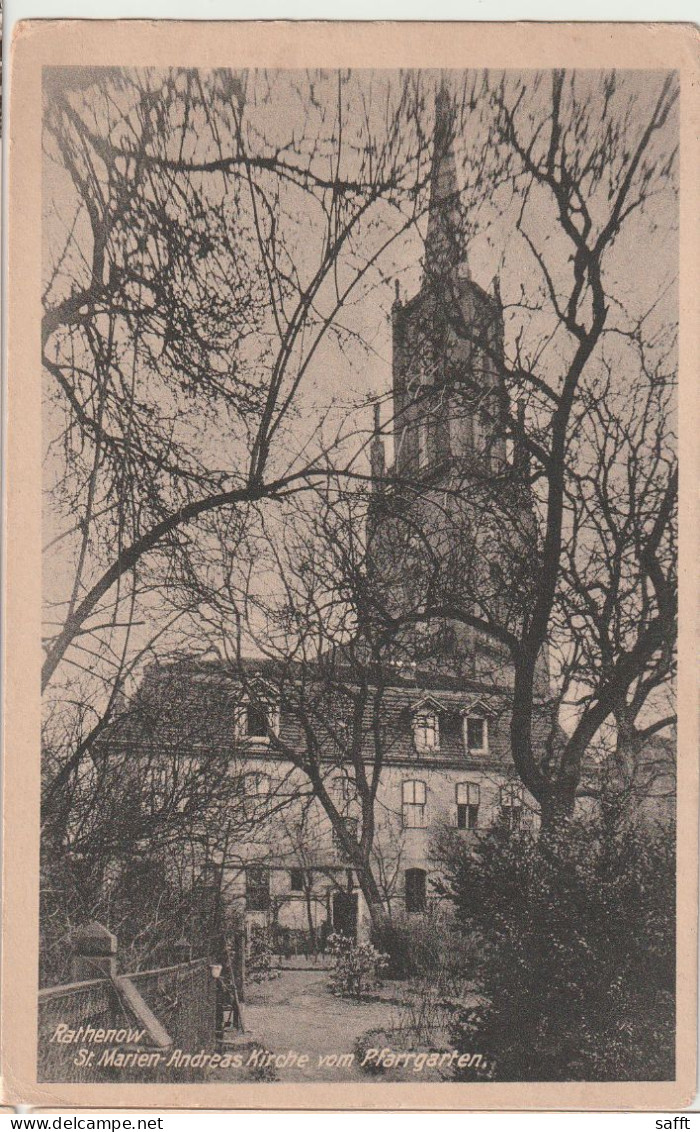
[40,660,304,983]
[556,352,676,808]
[367,70,679,830]
[161,480,422,928]
[488,70,677,827]
[42,67,451,814]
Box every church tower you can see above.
[369,83,538,687]
[390,83,508,486]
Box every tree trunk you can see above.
[351,856,389,932]
[610,707,643,800]
[539,785,577,839]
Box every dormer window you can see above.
[333,720,351,750]
[247,705,269,738]
[412,698,442,753]
[465,717,488,753]
[414,712,439,752]
[461,700,494,755]
[234,683,280,745]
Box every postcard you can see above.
[2,18,697,1109]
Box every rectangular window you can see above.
[465,717,488,753]
[402,780,427,828]
[500,784,523,829]
[456,782,480,829]
[245,866,270,911]
[413,712,439,752]
[148,766,169,810]
[290,867,305,892]
[244,772,270,796]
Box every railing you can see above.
[37,923,240,1082]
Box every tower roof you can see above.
[424,82,469,282]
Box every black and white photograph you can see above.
[22,37,686,1098]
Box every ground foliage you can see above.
[434,807,675,1081]
[326,932,390,1000]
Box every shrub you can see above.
[326,932,389,999]
[371,923,421,979]
[434,807,675,1081]
[372,911,481,983]
[246,924,280,983]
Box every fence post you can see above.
[70,922,117,982]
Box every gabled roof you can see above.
[236,677,279,704]
[459,696,498,718]
[410,694,447,716]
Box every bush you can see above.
[434,807,675,1082]
[371,923,422,979]
[326,932,389,999]
[372,911,481,982]
[246,925,280,984]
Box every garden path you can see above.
[239,968,398,1081]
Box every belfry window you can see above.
[456,782,480,829]
[402,780,427,828]
[473,410,490,457]
[290,867,305,892]
[489,562,504,589]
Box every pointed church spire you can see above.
[424,80,468,282]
